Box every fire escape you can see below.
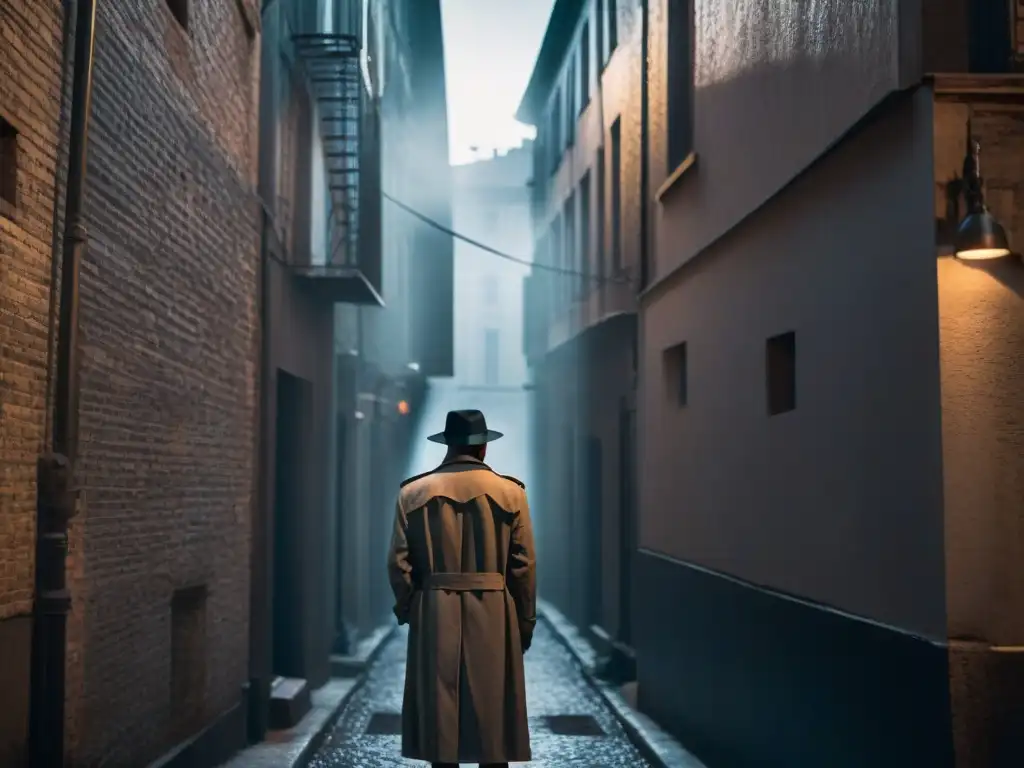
[291,29,383,305]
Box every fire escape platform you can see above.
[292,265,384,305]
[292,31,383,306]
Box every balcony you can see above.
[290,31,383,306]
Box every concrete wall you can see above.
[647,0,905,281]
[636,89,954,767]
[934,95,1024,767]
[0,1,64,763]
[67,1,262,764]
[640,87,944,637]
[335,0,453,642]
[522,0,643,645]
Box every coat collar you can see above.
[439,454,491,470]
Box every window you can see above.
[565,64,576,147]
[605,0,618,62]
[667,0,695,170]
[596,0,606,67]
[578,171,591,298]
[550,89,563,171]
[483,273,499,304]
[166,0,189,29]
[563,194,576,304]
[484,329,500,386]
[596,147,606,283]
[579,21,591,112]
[171,585,207,740]
[610,118,622,272]
[0,118,17,209]
[766,331,796,415]
[664,342,688,407]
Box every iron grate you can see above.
[543,714,606,736]
[364,712,403,735]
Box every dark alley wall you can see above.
[334,0,454,644]
[933,91,1024,767]
[0,1,65,763]
[59,1,261,765]
[521,0,644,658]
[638,89,951,767]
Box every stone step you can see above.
[268,676,311,730]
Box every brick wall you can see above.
[63,1,261,765]
[0,0,63,622]
[0,1,64,762]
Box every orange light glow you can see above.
[397,400,410,415]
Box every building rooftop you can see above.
[514,0,586,125]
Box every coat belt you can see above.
[424,572,505,592]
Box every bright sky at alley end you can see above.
[441,0,554,165]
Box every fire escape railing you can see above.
[293,32,367,271]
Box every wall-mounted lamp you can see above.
[955,123,1012,262]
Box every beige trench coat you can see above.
[387,455,536,764]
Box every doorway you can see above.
[617,397,636,646]
[584,436,603,628]
[273,371,313,678]
[332,411,349,653]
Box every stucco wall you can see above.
[648,0,903,281]
[934,100,1024,647]
[639,88,947,639]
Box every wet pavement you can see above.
[308,621,653,767]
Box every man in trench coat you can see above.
[387,409,536,767]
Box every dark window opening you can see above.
[667,0,694,170]
[580,21,591,112]
[970,1,1012,73]
[606,0,618,60]
[563,194,575,304]
[596,146,606,284]
[664,342,688,407]
[578,171,591,298]
[610,118,622,271]
[0,117,17,209]
[566,64,576,147]
[766,331,796,415]
[166,0,189,30]
[170,584,207,740]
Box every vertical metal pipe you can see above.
[639,0,650,290]
[30,1,98,765]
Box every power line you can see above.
[382,191,630,284]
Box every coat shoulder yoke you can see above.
[500,473,525,488]
[399,470,433,488]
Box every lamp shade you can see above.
[955,209,1012,261]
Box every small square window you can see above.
[166,0,189,30]
[0,117,18,208]
[663,341,688,407]
[766,331,796,415]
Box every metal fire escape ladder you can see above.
[293,32,362,272]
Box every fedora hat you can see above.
[427,409,503,445]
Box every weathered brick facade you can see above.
[0,0,62,623]
[0,0,64,762]
[8,1,264,765]
[64,1,262,764]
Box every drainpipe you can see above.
[638,0,650,291]
[29,1,98,766]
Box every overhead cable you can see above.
[382,191,630,284]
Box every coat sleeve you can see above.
[387,497,414,625]
[507,488,537,650]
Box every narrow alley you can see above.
[309,623,652,768]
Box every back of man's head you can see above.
[447,443,486,461]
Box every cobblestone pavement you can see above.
[309,621,653,767]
